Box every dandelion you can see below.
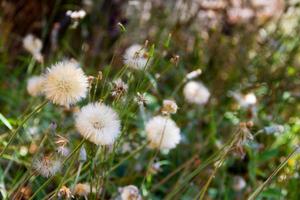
[123,44,150,70]
[161,99,178,115]
[183,81,210,105]
[23,34,43,62]
[145,116,181,150]
[33,155,61,177]
[74,183,90,197]
[58,186,73,199]
[119,185,142,200]
[231,92,257,108]
[112,78,128,98]
[186,69,202,80]
[75,103,121,145]
[232,176,246,191]
[43,60,88,107]
[27,76,45,97]
[264,124,285,135]
[135,92,147,106]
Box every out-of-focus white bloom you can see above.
[27,76,45,97]
[118,185,142,200]
[183,81,210,105]
[232,176,246,191]
[66,10,86,19]
[33,155,61,177]
[145,116,181,150]
[135,92,148,106]
[231,92,257,108]
[43,60,88,107]
[227,7,254,24]
[264,124,285,134]
[79,146,87,162]
[23,34,43,62]
[124,44,150,70]
[186,69,202,80]
[75,103,121,145]
[161,99,178,115]
[149,161,162,175]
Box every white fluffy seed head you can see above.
[75,103,121,145]
[43,60,88,107]
[162,99,178,115]
[33,156,61,177]
[23,34,43,62]
[119,185,142,200]
[27,76,45,96]
[183,81,210,105]
[145,116,181,151]
[123,44,149,70]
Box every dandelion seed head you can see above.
[43,60,88,107]
[124,44,149,70]
[27,76,45,97]
[145,116,181,151]
[119,185,142,200]
[58,186,73,199]
[75,103,121,145]
[183,81,210,105]
[33,155,61,177]
[161,99,178,115]
[23,34,43,62]
[112,78,128,98]
[74,183,90,197]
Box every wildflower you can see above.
[123,44,150,70]
[186,69,202,80]
[55,135,70,157]
[264,124,285,134]
[58,186,73,199]
[231,92,257,108]
[234,122,254,158]
[23,34,43,62]
[112,79,128,98]
[232,176,246,191]
[43,60,88,107]
[75,103,121,145]
[66,10,86,20]
[183,81,210,105]
[161,99,178,115]
[74,183,91,197]
[149,161,162,175]
[19,186,32,200]
[118,185,142,200]
[79,146,87,162]
[33,155,61,177]
[135,92,147,106]
[27,76,45,97]
[145,116,181,150]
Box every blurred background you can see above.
[1,0,300,199]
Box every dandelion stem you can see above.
[0,100,48,157]
[247,146,300,200]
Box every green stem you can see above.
[248,146,299,200]
[0,100,48,157]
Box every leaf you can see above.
[0,113,12,130]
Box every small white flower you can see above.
[23,34,43,62]
[123,44,150,70]
[75,103,121,145]
[183,81,210,105]
[264,124,285,134]
[112,78,128,98]
[145,116,181,150]
[231,92,257,108]
[119,185,142,200]
[66,10,87,19]
[27,76,45,96]
[33,155,61,177]
[186,69,202,80]
[161,99,178,115]
[43,60,88,107]
[232,176,246,191]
